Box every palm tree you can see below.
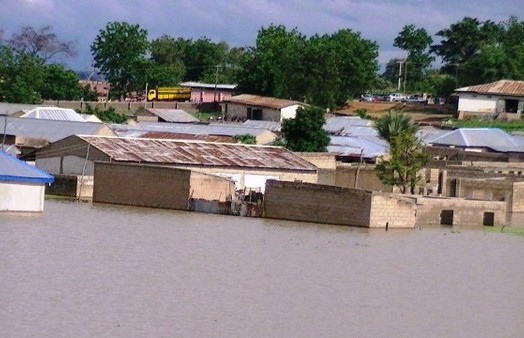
[374,111,418,142]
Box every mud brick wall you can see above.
[415,196,506,227]
[93,162,191,210]
[368,194,417,228]
[263,180,373,226]
[511,182,524,212]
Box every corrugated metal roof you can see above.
[223,94,302,109]
[138,132,234,143]
[0,151,54,183]
[145,109,199,123]
[0,117,114,143]
[179,81,237,90]
[329,135,389,158]
[324,116,374,134]
[75,135,317,171]
[455,80,524,97]
[242,120,282,132]
[21,107,86,122]
[429,128,524,153]
[416,126,453,145]
[111,122,273,138]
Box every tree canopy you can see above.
[91,21,150,99]
[374,112,428,194]
[281,105,330,152]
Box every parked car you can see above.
[406,94,427,104]
[388,93,407,102]
[360,93,375,102]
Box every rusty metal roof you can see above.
[223,94,302,109]
[455,80,524,97]
[77,135,317,171]
[138,132,234,143]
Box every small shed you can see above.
[0,151,54,212]
[222,94,304,122]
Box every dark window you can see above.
[252,109,262,120]
[440,210,454,226]
[483,212,495,226]
[505,99,518,113]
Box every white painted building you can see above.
[222,94,304,122]
[455,80,524,119]
[0,151,54,212]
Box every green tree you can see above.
[394,24,434,91]
[233,134,257,144]
[374,111,418,142]
[375,132,429,194]
[83,104,127,123]
[91,22,150,99]
[431,17,501,81]
[40,64,83,100]
[0,46,45,103]
[281,106,330,152]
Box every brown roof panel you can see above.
[456,80,524,97]
[78,135,317,171]
[223,94,302,109]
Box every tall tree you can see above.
[7,25,76,63]
[394,24,434,91]
[40,64,84,100]
[374,111,418,142]
[375,132,429,194]
[91,22,149,99]
[431,17,500,74]
[281,106,330,152]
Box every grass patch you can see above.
[446,118,524,132]
[483,226,524,237]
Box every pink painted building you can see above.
[179,82,237,103]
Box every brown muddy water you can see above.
[1,200,523,338]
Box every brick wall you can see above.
[189,172,235,202]
[335,163,393,192]
[414,196,506,227]
[369,194,417,228]
[263,180,372,226]
[93,162,192,209]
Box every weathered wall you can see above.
[369,194,417,228]
[189,172,235,202]
[415,196,506,227]
[512,182,524,213]
[335,163,393,192]
[42,100,199,115]
[263,180,372,226]
[224,103,281,122]
[93,162,192,210]
[46,174,93,199]
[0,181,45,212]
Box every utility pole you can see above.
[403,60,408,93]
[144,82,148,109]
[397,60,403,91]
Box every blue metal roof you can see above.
[0,151,54,184]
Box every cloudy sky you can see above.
[1,0,523,72]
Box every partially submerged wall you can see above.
[415,196,506,227]
[263,180,416,228]
[93,162,191,209]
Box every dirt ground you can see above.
[332,101,456,124]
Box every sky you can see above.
[1,0,523,73]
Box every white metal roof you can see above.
[21,107,86,122]
[429,128,524,153]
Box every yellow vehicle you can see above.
[147,87,191,101]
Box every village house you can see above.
[35,135,318,198]
[0,151,54,212]
[455,80,524,120]
[222,94,304,122]
[0,117,116,157]
[179,81,237,103]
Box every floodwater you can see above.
[1,200,523,338]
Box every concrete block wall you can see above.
[263,180,373,227]
[46,174,93,199]
[189,172,235,202]
[511,182,524,212]
[335,164,393,192]
[93,162,191,210]
[369,194,417,228]
[415,196,506,227]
